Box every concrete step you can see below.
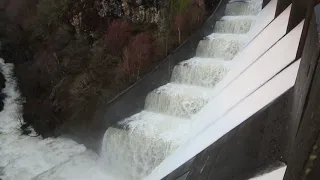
[171,57,231,87]
[225,0,262,16]
[101,111,191,180]
[214,16,256,34]
[145,83,214,118]
[196,33,247,59]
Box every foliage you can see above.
[172,0,205,43]
[8,0,210,136]
[170,0,192,14]
[36,0,70,25]
[129,33,152,68]
[116,32,152,83]
[106,20,133,56]
[174,13,184,43]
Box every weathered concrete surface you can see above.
[182,89,293,180]
[284,6,320,180]
[164,1,319,179]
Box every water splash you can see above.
[0,59,23,134]
[196,34,247,59]
[225,1,262,16]
[0,58,87,180]
[99,1,263,179]
[214,16,256,34]
[171,58,231,87]
[145,83,214,118]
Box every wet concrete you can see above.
[165,1,319,179]
[176,89,293,180]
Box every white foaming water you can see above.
[0,59,89,180]
[196,34,247,59]
[33,151,118,180]
[145,83,214,118]
[214,16,257,34]
[0,60,22,134]
[171,58,231,87]
[100,0,263,179]
[225,1,262,16]
[99,111,192,180]
[0,0,267,179]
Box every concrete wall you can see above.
[163,1,316,180]
[160,0,318,179]
[249,165,287,180]
[284,3,320,180]
[184,89,293,180]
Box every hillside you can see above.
[0,0,217,136]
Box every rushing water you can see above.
[0,59,87,180]
[100,1,263,179]
[0,0,265,179]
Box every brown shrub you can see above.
[174,13,185,44]
[105,20,133,56]
[185,2,205,29]
[36,0,70,25]
[115,32,152,84]
[172,0,206,43]
[128,32,152,68]
[9,0,211,138]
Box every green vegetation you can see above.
[170,0,192,14]
[36,0,70,25]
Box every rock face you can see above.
[94,0,167,24]
[122,0,168,26]
[68,0,169,35]
[95,0,124,17]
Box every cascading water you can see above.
[0,0,268,179]
[225,0,262,15]
[0,59,87,180]
[171,58,231,87]
[100,1,263,179]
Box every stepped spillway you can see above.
[0,0,269,179]
[196,34,247,60]
[99,0,264,179]
[171,57,231,87]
